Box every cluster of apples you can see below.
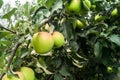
[95,8,118,22]
[2,67,35,80]
[31,31,65,54]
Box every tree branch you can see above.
[0,42,21,80]
[0,24,16,34]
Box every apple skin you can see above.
[76,19,85,29]
[20,67,35,80]
[111,8,118,16]
[52,31,65,48]
[67,0,81,14]
[2,72,25,80]
[95,14,107,22]
[31,32,54,54]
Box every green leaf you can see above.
[59,65,70,77]
[51,0,62,12]
[2,8,17,20]
[23,2,31,17]
[94,42,102,58]
[108,35,120,46]
[36,58,53,74]
[0,0,3,8]
[0,31,11,38]
[54,73,63,80]
[0,53,5,68]
[45,0,55,9]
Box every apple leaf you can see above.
[0,0,3,8]
[94,42,102,58]
[59,65,70,77]
[54,73,63,80]
[51,0,62,12]
[2,8,17,20]
[45,0,55,9]
[108,34,120,46]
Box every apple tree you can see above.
[0,0,120,80]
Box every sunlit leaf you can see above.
[45,0,55,9]
[108,35,120,46]
[2,8,17,20]
[51,0,62,12]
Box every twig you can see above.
[0,42,21,80]
[0,24,16,34]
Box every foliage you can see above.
[0,0,120,80]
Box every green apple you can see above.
[111,8,118,16]
[107,66,113,73]
[67,0,81,14]
[20,67,35,80]
[52,31,65,48]
[95,14,107,22]
[76,19,86,29]
[83,0,91,10]
[31,32,54,54]
[2,72,25,80]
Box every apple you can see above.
[107,66,113,73]
[95,14,107,22]
[83,0,91,10]
[76,19,86,29]
[52,31,65,48]
[31,32,54,54]
[2,72,25,80]
[20,67,35,80]
[111,8,118,16]
[66,0,81,14]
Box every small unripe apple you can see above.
[83,0,91,10]
[52,31,65,48]
[20,67,35,80]
[107,66,113,73]
[31,32,54,54]
[111,8,118,16]
[66,0,81,14]
[95,14,107,21]
[76,19,86,29]
[2,72,25,80]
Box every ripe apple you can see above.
[52,31,65,48]
[2,72,25,80]
[31,32,54,54]
[20,67,35,80]
[111,8,118,16]
[66,0,81,14]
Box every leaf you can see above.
[45,0,55,9]
[0,53,4,68]
[23,2,31,17]
[2,8,17,20]
[94,42,102,58]
[51,0,62,12]
[108,35,120,46]
[36,58,53,74]
[0,0,3,8]
[59,65,70,77]
[54,73,63,80]
[0,31,10,39]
